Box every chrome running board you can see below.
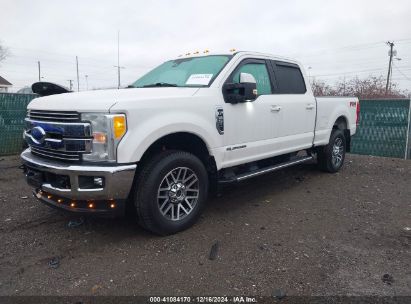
[219,156,313,184]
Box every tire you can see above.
[133,150,209,235]
[317,129,346,173]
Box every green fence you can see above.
[351,99,411,159]
[0,94,410,159]
[0,93,38,156]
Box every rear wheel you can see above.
[317,129,346,173]
[133,150,208,235]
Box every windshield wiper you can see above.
[143,82,178,88]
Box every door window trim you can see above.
[223,58,276,103]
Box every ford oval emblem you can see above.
[31,126,46,144]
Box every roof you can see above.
[171,50,301,66]
[0,76,12,86]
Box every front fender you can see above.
[116,111,222,164]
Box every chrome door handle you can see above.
[271,105,282,112]
[306,104,315,110]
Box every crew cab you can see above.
[21,51,359,235]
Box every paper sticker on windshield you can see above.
[185,74,213,85]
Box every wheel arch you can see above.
[333,115,348,129]
[332,115,351,152]
[138,131,217,174]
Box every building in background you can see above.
[0,76,12,92]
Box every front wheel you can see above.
[133,150,209,235]
[317,129,346,173]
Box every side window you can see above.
[272,61,306,94]
[232,62,272,95]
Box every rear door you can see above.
[268,60,316,151]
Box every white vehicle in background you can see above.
[21,51,360,235]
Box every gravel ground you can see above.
[0,154,410,296]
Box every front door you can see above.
[222,59,279,167]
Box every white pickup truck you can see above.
[21,51,359,235]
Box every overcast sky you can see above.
[1,0,411,92]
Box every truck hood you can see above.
[27,87,200,112]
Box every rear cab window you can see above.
[270,61,306,94]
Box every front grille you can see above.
[25,110,91,163]
[31,146,81,161]
[28,110,80,122]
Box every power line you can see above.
[311,67,386,77]
[393,63,411,81]
[0,67,132,82]
[4,38,411,91]
[396,38,411,43]
[6,47,150,70]
[292,41,386,59]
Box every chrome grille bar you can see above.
[31,147,81,161]
[28,110,80,122]
[25,118,91,138]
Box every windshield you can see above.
[131,55,231,88]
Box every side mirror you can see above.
[240,72,256,84]
[223,72,258,104]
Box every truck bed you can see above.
[314,96,359,147]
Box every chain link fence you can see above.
[0,93,38,156]
[351,99,411,159]
[0,94,410,159]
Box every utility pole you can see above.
[117,31,120,89]
[385,41,395,96]
[76,56,80,92]
[37,61,41,81]
[114,30,125,89]
[67,80,73,91]
[85,75,89,90]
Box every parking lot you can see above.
[0,154,410,296]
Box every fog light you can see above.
[79,176,104,189]
[47,195,52,199]
[93,177,104,187]
[88,202,94,208]
[110,203,116,209]
[57,199,63,203]
[70,202,76,208]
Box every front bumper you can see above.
[21,149,136,214]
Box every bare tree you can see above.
[0,42,10,63]
[311,79,337,97]
[312,75,408,99]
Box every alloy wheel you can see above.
[157,167,199,221]
[331,137,344,168]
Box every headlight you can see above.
[81,113,127,162]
